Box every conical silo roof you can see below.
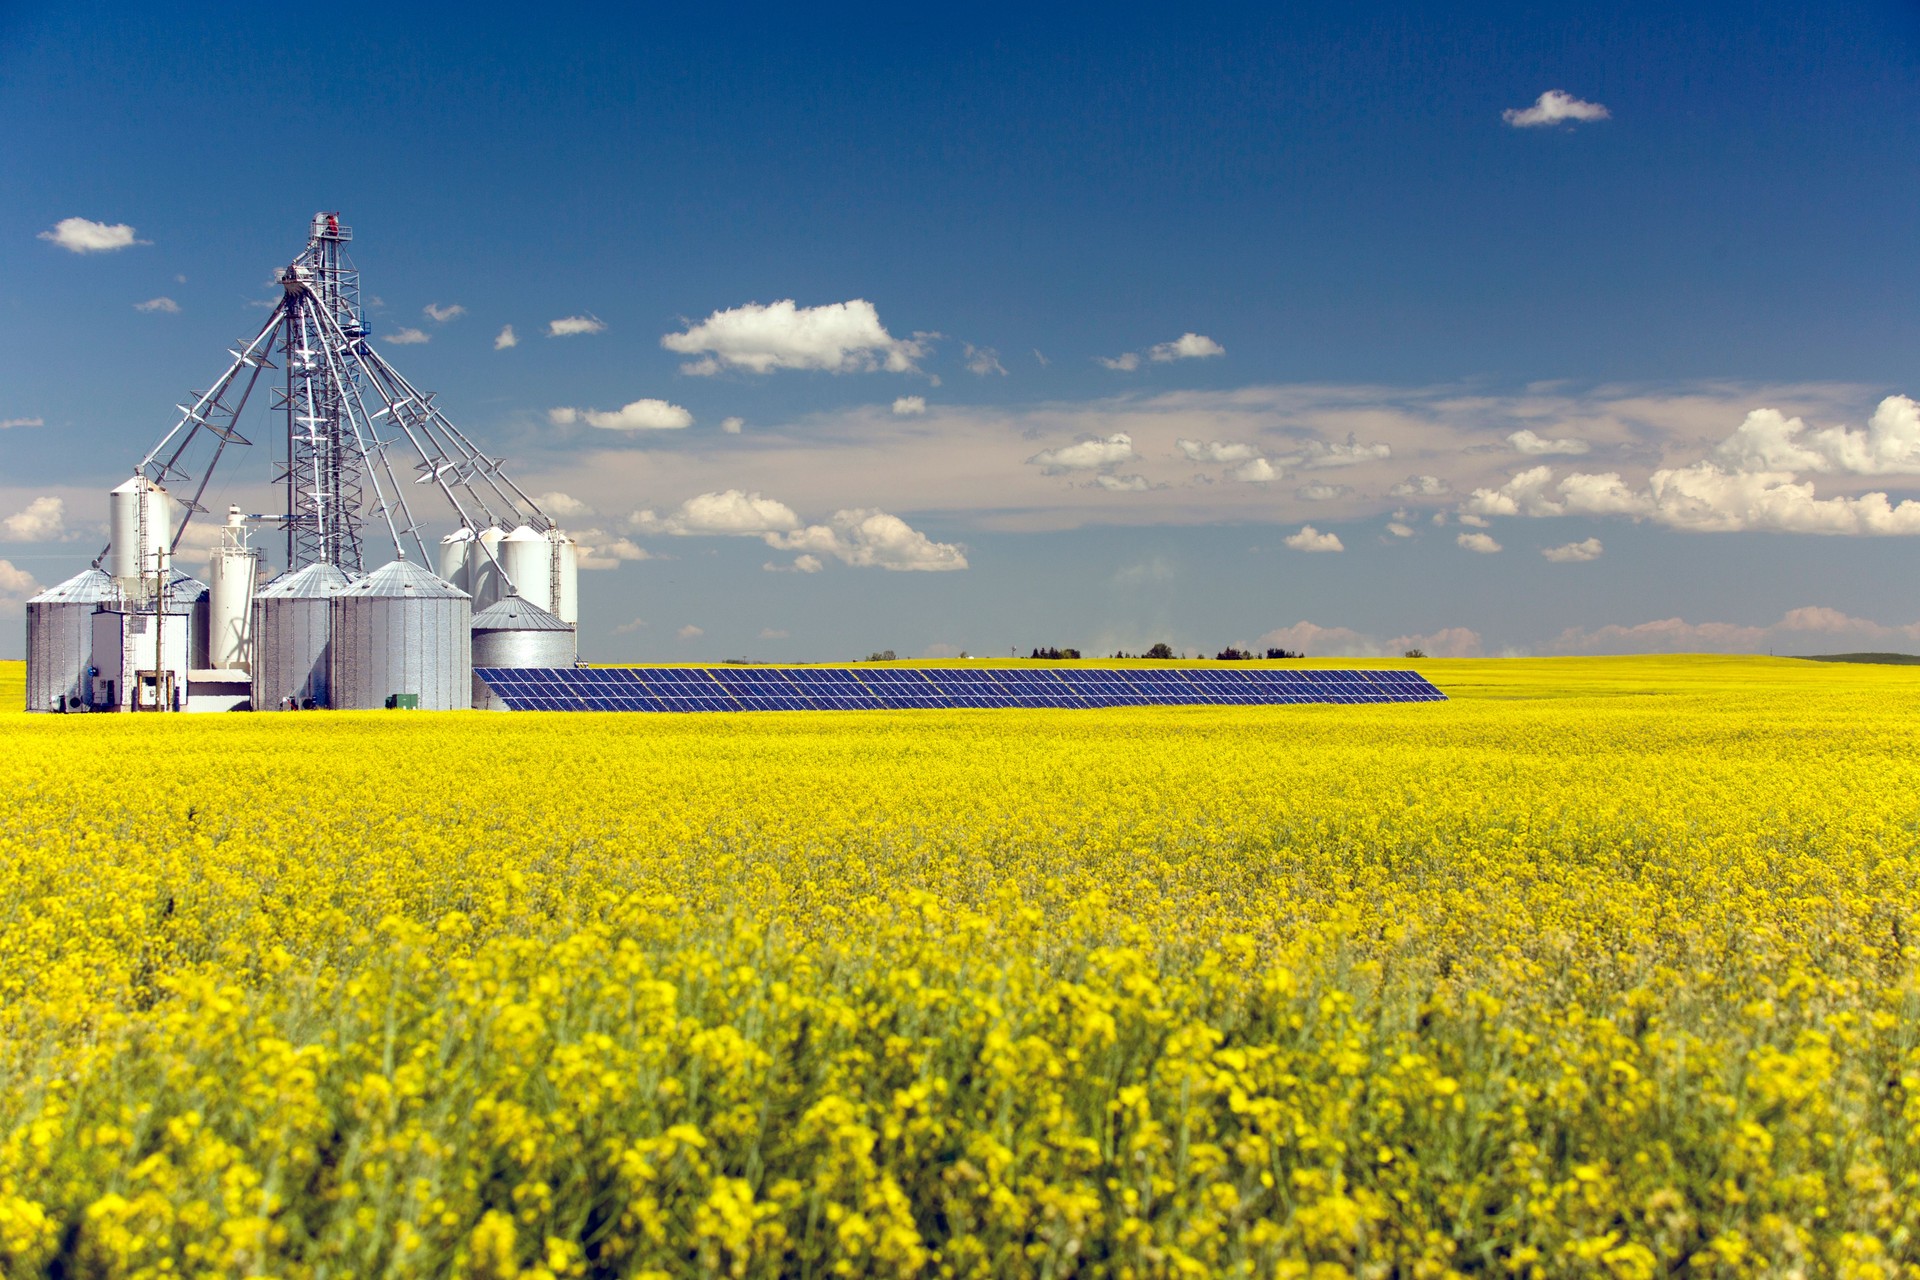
[258,562,356,599]
[27,567,115,605]
[472,595,571,633]
[338,557,468,599]
[167,567,209,605]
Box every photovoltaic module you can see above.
[473,667,1447,712]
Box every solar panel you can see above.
[473,667,1445,712]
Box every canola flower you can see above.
[0,654,1917,1278]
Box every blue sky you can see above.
[3,1,1918,659]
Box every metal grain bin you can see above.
[329,558,471,710]
[471,595,576,710]
[168,568,211,671]
[252,563,354,710]
[24,568,115,712]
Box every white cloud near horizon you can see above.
[662,299,925,375]
[1149,332,1226,362]
[1542,537,1604,562]
[2,497,71,542]
[630,488,965,571]
[1509,428,1589,455]
[1029,433,1138,474]
[1546,606,1920,656]
[1503,90,1610,128]
[39,217,146,253]
[892,396,928,416]
[1097,352,1142,372]
[1257,620,1482,658]
[1285,525,1343,552]
[1176,438,1261,464]
[1457,531,1502,553]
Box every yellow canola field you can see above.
[1,655,1918,1279]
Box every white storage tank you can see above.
[24,568,116,712]
[107,475,172,599]
[329,558,471,710]
[465,525,507,612]
[437,527,473,594]
[470,595,575,710]
[547,527,579,626]
[205,508,259,670]
[252,563,354,710]
[499,524,548,611]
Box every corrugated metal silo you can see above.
[252,563,354,710]
[24,568,115,712]
[471,595,575,709]
[330,558,471,710]
[168,568,211,671]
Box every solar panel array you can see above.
[474,666,1446,712]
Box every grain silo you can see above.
[24,568,116,712]
[252,563,355,710]
[329,558,471,710]
[471,595,576,709]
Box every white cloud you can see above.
[549,315,607,337]
[764,509,967,571]
[383,327,431,345]
[551,399,693,431]
[1542,537,1604,563]
[2,496,69,541]
[1457,531,1502,553]
[0,558,41,599]
[1710,397,1920,476]
[1295,480,1349,500]
[38,217,145,253]
[1508,428,1589,456]
[533,491,593,518]
[964,344,1007,376]
[1503,90,1610,128]
[1457,513,1490,527]
[661,299,924,375]
[613,617,649,635]
[760,554,825,574]
[1545,606,1920,656]
[760,628,790,639]
[424,303,465,323]
[1095,473,1150,492]
[1282,435,1393,469]
[892,396,928,416]
[1393,627,1484,658]
[1386,522,1415,538]
[134,296,180,314]
[1029,433,1138,473]
[1284,524,1343,552]
[635,490,802,536]
[1389,475,1450,497]
[1228,458,1276,484]
[1097,352,1142,372]
[721,417,745,434]
[574,529,657,569]
[1,417,45,430]
[1258,621,1374,656]
[678,624,704,640]
[1176,438,1261,464]
[1148,332,1225,362]
[494,325,519,350]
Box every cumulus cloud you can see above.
[533,491,593,518]
[1295,480,1349,500]
[551,399,693,431]
[762,554,825,574]
[2,496,70,541]
[1176,438,1261,464]
[1386,522,1414,538]
[964,344,1007,376]
[424,303,465,323]
[1028,433,1138,474]
[39,217,145,253]
[574,529,656,569]
[1503,90,1610,128]
[1281,435,1393,470]
[1389,475,1450,497]
[1225,458,1275,484]
[494,325,518,350]
[1457,531,1502,553]
[382,327,431,345]
[134,296,180,314]
[1095,474,1151,492]
[764,509,968,571]
[1149,332,1226,362]
[1542,537,1604,563]
[1710,397,1920,476]
[662,299,924,375]
[892,396,927,416]
[678,624,704,640]
[720,417,745,435]
[0,558,42,600]
[613,618,649,635]
[0,417,43,430]
[549,315,607,337]
[1545,606,1920,656]
[634,490,802,536]
[1284,525,1343,552]
[1508,428,1589,456]
[1096,352,1142,372]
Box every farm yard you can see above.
[1,656,1917,1277]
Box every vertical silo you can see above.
[205,507,259,670]
[330,558,471,710]
[547,527,579,625]
[24,568,115,712]
[438,527,473,594]
[167,568,211,672]
[465,526,507,612]
[499,525,548,611]
[470,595,576,709]
[252,563,354,709]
